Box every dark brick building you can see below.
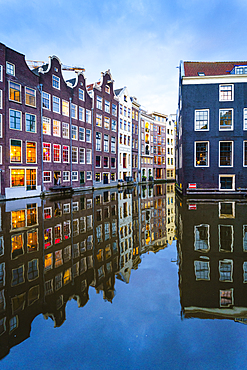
[177,61,247,196]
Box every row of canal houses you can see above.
[0,43,175,200]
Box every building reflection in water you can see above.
[176,198,247,323]
[0,183,175,360]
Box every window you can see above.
[86,149,92,164]
[52,75,60,89]
[26,142,36,163]
[111,158,116,168]
[87,171,92,180]
[0,66,2,82]
[194,109,209,131]
[12,266,24,286]
[71,125,78,140]
[219,141,233,166]
[71,104,77,119]
[104,117,110,129]
[86,129,91,142]
[104,157,109,168]
[194,224,210,251]
[105,85,110,93]
[43,171,51,183]
[62,100,69,116]
[96,132,101,151]
[79,106,85,121]
[112,103,117,116]
[52,120,60,137]
[72,171,78,181]
[53,144,61,162]
[79,127,85,141]
[62,122,69,138]
[43,117,51,135]
[111,137,116,153]
[219,109,233,130]
[6,62,15,75]
[79,88,84,101]
[10,139,22,163]
[244,141,247,166]
[63,171,70,182]
[72,146,78,163]
[86,109,91,123]
[96,155,101,167]
[43,143,51,162]
[104,135,109,152]
[28,259,39,281]
[10,109,21,130]
[195,142,209,166]
[25,87,36,107]
[96,96,102,110]
[219,225,233,252]
[219,175,235,190]
[53,96,60,113]
[42,92,50,110]
[26,113,36,133]
[0,115,2,137]
[105,100,110,113]
[96,114,102,127]
[63,145,69,163]
[79,148,85,164]
[219,260,233,282]
[219,84,233,101]
[194,260,210,280]
[112,119,117,131]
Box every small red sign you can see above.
[189,204,197,210]
[189,183,197,189]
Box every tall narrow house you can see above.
[177,61,247,195]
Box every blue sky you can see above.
[0,0,246,113]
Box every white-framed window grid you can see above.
[219,109,233,131]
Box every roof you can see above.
[86,81,100,91]
[184,61,247,77]
[114,88,124,96]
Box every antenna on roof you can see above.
[62,65,85,72]
[26,60,45,69]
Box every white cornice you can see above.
[183,74,247,85]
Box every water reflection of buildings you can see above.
[177,199,247,322]
[0,184,174,360]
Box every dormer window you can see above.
[235,66,247,74]
[105,85,110,93]
[124,95,127,102]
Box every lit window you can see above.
[104,117,110,129]
[27,229,38,252]
[42,92,50,110]
[62,100,69,116]
[25,87,36,107]
[44,228,52,249]
[96,113,102,127]
[11,234,24,259]
[62,122,69,138]
[43,143,51,162]
[26,113,36,133]
[43,172,51,183]
[53,96,60,113]
[52,75,60,89]
[26,141,36,163]
[10,139,22,163]
[53,144,61,162]
[195,142,209,166]
[44,253,53,272]
[219,109,233,130]
[194,110,209,131]
[10,109,21,130]
[63,145,69,163]
[219,85,233,101]
[53,120,60,136]
[43,117,51,135]
[26,169,37,190]
[11,169,25,187]
[6,62,15,75]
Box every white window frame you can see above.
[72,146,78,163]
[0,90,2,109]
[79,106,85,121]
[87,171,92,180]
[43,117,51,135]
[72,171,78,181]
[243,108,247,130]
[25,87,36,108]
[219,259,233,282]
[9,109,22,131]
[96,96,102,110]
[86,129,91,143]
[79,148,85,164]
[63,145,69,163]
[6,62,15,76]
[79,88,84,101]
[194,109,209,131]
[52,75,60,90]
[71,104,77,119]
[0,114,2,137]
[62,122,69,139]
[79,127,85,141]
[219,174,235,191]
[71,125,78,141]
[62,100,69,117]
[194,141,209,167]
[43,171,52,183]
[52,96,60,114]
[86,109,91,124]
[53,120,61,137]
[25,113,36,133]
[42,91,50,110]
[219,109,234,131]
[53,144,61,163]
[219,84,234,102]
[26,141,37,164]
[86,149,92,164]
[43,143,51,162]
[0,146,2,165]
[0,65,2,81]
[219,141,233,167]
[63,171,70,182]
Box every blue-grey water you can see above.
[1,185,247,369]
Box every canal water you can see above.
[1,184,247,369]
